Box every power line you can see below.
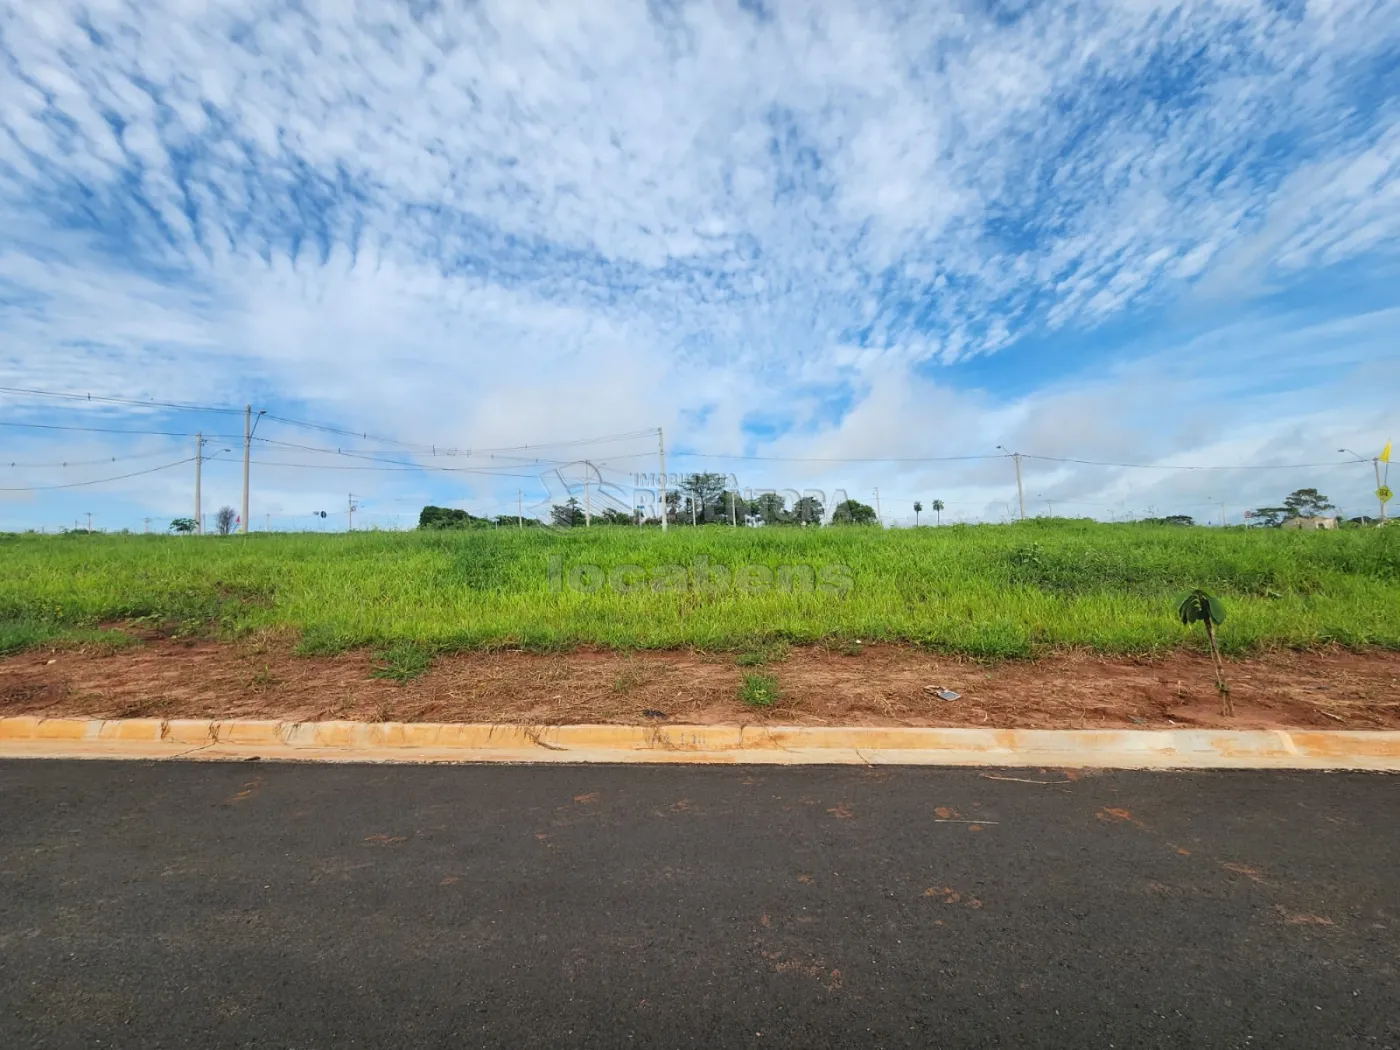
[673,450,1364,471]
[258,418,659,458]
[458,428,663,455]
[0,420,241,439]
[0,385,245,415]
[259,413,445,453]
[2,383,1369,473]
[4,447,187,469]
[251,436,580,469]
[246,459,547,478]
[1023,454,1353,471]
[0,458,196,492]
[672,452,1002,464]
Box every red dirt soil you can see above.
[2,638,1398,730]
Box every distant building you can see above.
[1281,515,1339,531]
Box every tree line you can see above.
[547,472,881,528]
[413,484,1362,533]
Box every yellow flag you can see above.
[1382,441,1393,464]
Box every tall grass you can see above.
[1,520,1398,657]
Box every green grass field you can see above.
[2,520,1398,659]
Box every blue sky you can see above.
[1,0,1397,529]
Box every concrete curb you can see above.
[1,717,1399,768]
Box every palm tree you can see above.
[932,499,945,525]
[913,501,923,526]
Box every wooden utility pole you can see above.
[658,427,667,533]
[194,432,203,535]
[241,404,251,534]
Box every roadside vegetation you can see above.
[1,519,1398,662]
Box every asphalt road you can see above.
[1,761,1397,1049]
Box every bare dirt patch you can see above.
[1,639,1398,729]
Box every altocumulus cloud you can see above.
[1,0,1398,524]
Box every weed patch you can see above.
[370,643,435,683]
[741,672,780,708]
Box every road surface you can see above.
[1,761,1397,1048]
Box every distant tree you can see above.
[214,506,237,536]
[1143,515,1196,526]
[169,517,196,534]
[679,473,729,522]
[419,505,488,530]
[550,498,586,528]
[599,507,636,525]
[717,490,746,525]
[1249,506,1291,528]
[792,495,824,525]
[1282,488,1335,519]
[752,492,789,525]
[913,501,923,526]
[931,499,945,526]
[830,499,879,525]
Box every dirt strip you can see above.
[2,637,1398,731]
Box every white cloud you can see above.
[0,0,1398,527]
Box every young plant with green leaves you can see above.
[740,672,780,708]
[1177,589,1231,715]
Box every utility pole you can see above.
[1014,455,1025,520]
[85,512,93,532]
[874,487,882,525]
[143,517,151,534]
[241,405,251,534]
[518,490,523,528]
[265,513,270,533]
[584,462,592,527]
[999,447,1026,520]
[730,490,737,527]
[1220,501,1227,528]
[194,432,203,535]
[1340,449,1388,524]
[658,427,667,533]
[1376,457,1388,524]
[348,493,356,532]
